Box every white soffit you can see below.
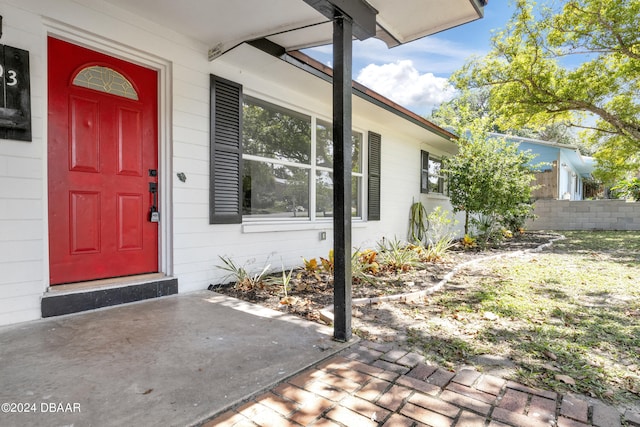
[370,0,485,46]
[103,0,326,57]
[103,0,484,57]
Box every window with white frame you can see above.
[421,150,445,194]
[241,96,363,220]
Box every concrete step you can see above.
[41,274,178,317]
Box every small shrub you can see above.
[462,234,477,249]
[425,207,458,260]
[303,257,319,272]
[267,264,296,304]
[351,249,378,284]
[425,240,453,261]
[501,201,536,233]
[377,237,421,272]
[320,249,334,275]
[216,256,271,290]
[471,214,503,246]
[407,243,426,258]
[357,249,380,274]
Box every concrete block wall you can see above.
[526,199,640,231]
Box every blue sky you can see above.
[303,3,515,117]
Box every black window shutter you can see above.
[210,75,243,224]
[367,131,381,221]
[421,150,430,194]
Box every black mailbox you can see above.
[0,44,31,142]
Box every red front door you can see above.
[48,37,159,285]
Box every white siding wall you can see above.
[0,0,460,325]
[557,152,583,201]
[0,2,48,325]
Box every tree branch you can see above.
[565,122,619,135]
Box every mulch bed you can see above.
[211,231,560,324]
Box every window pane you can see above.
[243,160,309,218]
[316,120,333,168]
[420,150,429,193]
[352,175,362,217]
[243,97,311,164]
[421,171,429,192]
[352,132,362,173]
[315,119,362,172]
[73,66,139,100]
[315,171,362,218]
[316,171,333,217]
[428,158,443,193]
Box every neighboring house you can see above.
[0,0,486,326]
[493,133,597,201]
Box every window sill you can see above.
[422,193,450,200]
[242,220,367,234]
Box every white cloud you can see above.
[304,36,486,76]
[352,37,486,75]
[355,60,456,113]
[303,35,486,114]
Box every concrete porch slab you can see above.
[0,291,352,427]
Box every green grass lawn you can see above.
[408,230,640,404]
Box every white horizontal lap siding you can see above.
[171,64,223,291]
[174,224,335,292]
[0,294,42,326]
[0,2,48,325]
[365,132,421,244]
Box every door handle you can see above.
[149,182,159,222]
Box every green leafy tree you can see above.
[431,88,583,148]
[610,177,640,201]
[430,88,496,133]
[452,0,640,182]
[443,123,537,236]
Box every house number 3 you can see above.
[0,65,18,86]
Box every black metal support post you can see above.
[303,0,375,343]
[332,15,353,342]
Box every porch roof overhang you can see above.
[103,0,487,59]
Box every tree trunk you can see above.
[464,211,469,235]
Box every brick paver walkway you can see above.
[201,340,640,427]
